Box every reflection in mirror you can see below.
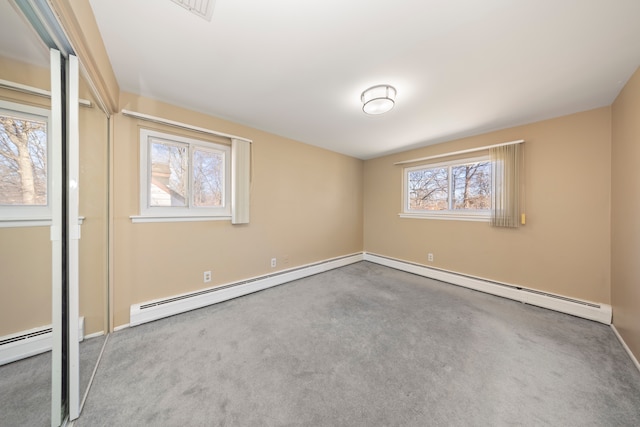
[77,72,109,412]
[1,2,111,425]
[0,2,54,425]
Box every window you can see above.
[139,129,231,220]
[402,156,492,221]
[0,100,51,225]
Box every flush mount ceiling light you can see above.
[361,84,396,115]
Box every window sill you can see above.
[0,218,51,228]
[130,215,231,224]
[399,212,490,222]
[0,216,85,228]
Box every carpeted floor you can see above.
[0,350,50,427]
[76,262,640,426]
[0,334,106,427]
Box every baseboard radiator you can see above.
[129,251,612,328]
[364,252,612,325]
[0,317,85,366]
[129,253,364,327]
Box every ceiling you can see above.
[84,0,640,159]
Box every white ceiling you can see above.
[88,0,640,159]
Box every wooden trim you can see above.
[48,0,119,114]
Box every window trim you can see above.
[138,128,231,221]
[0,100,52,226]
[401,155,491,221]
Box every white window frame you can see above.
[0,100,52,227]
[137,128,231,222]
[400,155,491,222]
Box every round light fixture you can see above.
[361,84,396,115]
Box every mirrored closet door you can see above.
[77,66,110,419]
[0,1,110,425]
[0,2,60,425]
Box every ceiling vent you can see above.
[171,0,215,21]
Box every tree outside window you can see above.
[140,129,230,219]
[0,113,47,207]
[406,158,491,216]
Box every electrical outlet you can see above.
[203,271,212,283]
[428,253,434,262]
[271,258,277,268]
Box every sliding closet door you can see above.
[50,48,64,427]
[8,2,107,423]
[0,4,59,425]
[66,54,80,421]
[50,49,80,426]
[6,2,84,424]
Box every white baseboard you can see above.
[79,316,84,342]
[0,326,52,366]
[129,253,364,327]
[612,325,640,373]
[0,317,85,366]
[364,252,612,325]
[83,331,105,340]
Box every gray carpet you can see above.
[77,262,640,426]
[79,335,109,405]
[0,350,50,427]
[0,334,106,427]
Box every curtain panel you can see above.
[490,143,522,228]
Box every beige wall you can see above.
[0,227,52,336]
[7,0,640,363]
[364,108,612,304]
[0,58,53,336]
[78,82,109,335]
[611,67,640,360]
[111,93,364,327]
[0,56,50,92]
[0,56,108,336]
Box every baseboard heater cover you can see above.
[0,317,85,366]
[129,253,363,327]
[363,252,612,325]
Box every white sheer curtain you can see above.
[490,143,523,228]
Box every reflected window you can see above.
[0,100,51,222]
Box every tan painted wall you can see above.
[78,84,109,335]
[0,56,108,336]
[0,58,53,336]
[364,108,612,304]
[611,67,640,360]
[0,227,52,336]
[0,56,50,92]
[111,93,364,327]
